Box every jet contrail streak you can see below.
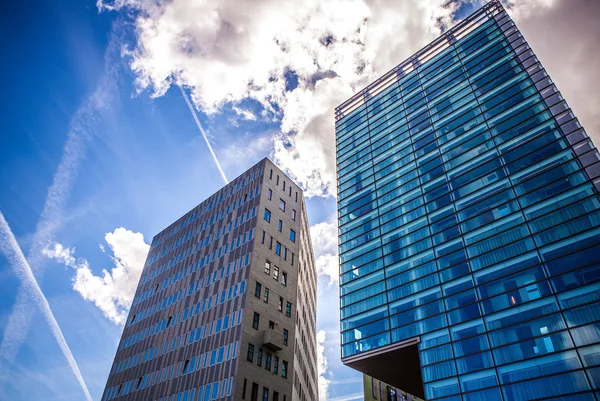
[0,212,93,401]
[179,85,229,184]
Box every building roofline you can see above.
[334,0,504,120]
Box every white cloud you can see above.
[310,220,339,285]
[232,105,257,121]
[43,228,150,325]
[98,0,459,197]
[317,330,331,401]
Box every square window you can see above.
[279,199,285,211]
[264,209,271,223]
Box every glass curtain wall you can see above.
[336,2,600,400]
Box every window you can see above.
[274,357,279,374]
[295,192,298,202]
[286,302,292,317]
[275,242,281,255]
[291,253,295,266]
[279,199,285,211]
[267,189,272,200]
[262,387,269,401]
[253,312,260,329]
[279,297,283,312]
[283,181,286,191]
[276,175,280,185]
[247,344,255,362]
[257,348,263,366]
[264,288,269,303]
[242,379,247,399]
[289,229,296,243]
[266,353,272,370]
[261,230,265,244]
[282,272,287,287]
[264,209,271,222]
[269,320,275,329]
[274,392,279,401]
[292,209,296,220]
[255,282,262,298]
[274,266,279,281]
[264,260,271,275]
[278,220,283,232]
[288,187,292,197]
[282,361,288,378]
[251,383,259,401]
[269,236,273,249]
[284,247,288,261]
[283,329,289,346]
[269,169,273,179]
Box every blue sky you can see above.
[0,0,598,400]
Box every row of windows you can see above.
[128,246,252,330]
[264,260,288,286]
[146,179,260,272]
[335,14,507,147]
[339,181,600,310]
[112,309,243,375]
[142,204,256,291]
[142,205,257,288]
[338,106,587,287]
[268,168,300,203]
[241,378,287,401]
[336,17,526,185]
[154,377,234,401]
[151,164,263,250]
[119,277,247,351]
[254,282,292,315]
[261,230,296,266]
[336,71,551,225]
[246,344,289,378]
[112,341,239,400]
[335,9,507,135]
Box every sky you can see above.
[0,0,599,400]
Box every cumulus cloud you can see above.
[310,220,339,285]
[317,330,331,401]
[97,0,460,197]
[43,228,150,325]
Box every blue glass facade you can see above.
[335,2,600,400]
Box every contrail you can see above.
[0,212,93,401]
[179,85,229,184]
[0,25,119,396]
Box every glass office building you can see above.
[335,1,600,400]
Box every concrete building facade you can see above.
[101,158,318,401]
